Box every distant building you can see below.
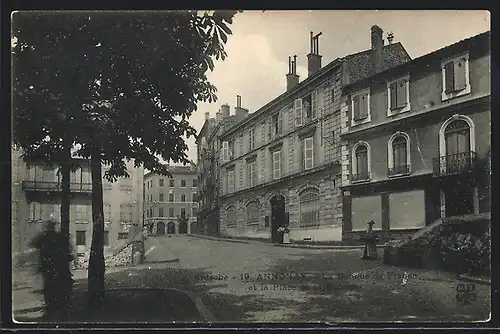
[216,26,411,242]
[11,147,144,255]
[339,31,491,242]
[143,164,198,235]
[196,96,249,235]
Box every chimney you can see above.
[286,55,300,91]
[307,31,323,77]
[220,104,230,118]
[234,95,249,120]
[205,112,210,121]
[216,110,222,121]
[371,25,384,73]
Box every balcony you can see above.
[22,181,92,193]
[388,164,411,177]
[351,171,371,183]
[433,151,477,177]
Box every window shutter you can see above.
[352,95,360,120]
[294,99,303,127]
[268,118,272,140]
[317,88,324,118]
[390,82,397,110]
[454,58,467,90]
[444,61,455,93]
[311,90,317,119]
[359,94,368,119]
[304,137,314,170]
[278,110,283,134]
[222,141,228,162]
[301,139,305,170]
[396,80,407,109]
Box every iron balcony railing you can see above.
[22,181,93,193]
[388,164,411,177]
[351,171,370,182]
[432,151,477,177]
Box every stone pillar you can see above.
[175,222,179,234]
[473,186,480,214]
[188,220,191,234]
[439,189,446,218]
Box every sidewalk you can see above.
[12,262,207,324]
[188,233,381,250]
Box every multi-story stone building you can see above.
[339,31,491,242]
[12,147,144,255]
[196,97,249,235]
[143,164,198,235]
[217,26,411,242]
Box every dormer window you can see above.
[441,52,471,101]
[387,75,411,116]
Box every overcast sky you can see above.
[177,10,490,165]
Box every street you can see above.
[13,235,490,323]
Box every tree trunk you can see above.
[60,139,71,252]
[87,149,105,307]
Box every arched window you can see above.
[352,142,370,182]
[388,132,411,176]
[444,120,471,156]
[299,188,320,227]
[226,206,237,228]
[246,201,259,225]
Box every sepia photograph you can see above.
[11,10,491,326]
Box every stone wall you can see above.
[73,241,141,269]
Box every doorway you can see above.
[270,195,285,243]
[157,221,166,236]
[179,221,188,234]
[444,182,475,217]
[167,221,176,234]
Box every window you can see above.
[352,143,370,182]
[303,137,314,170]
[192,193,197,202]
[246,201,259,225]
[388,133,411,177]
[169,179,174,187]
[249,128,256,151]
[169,192,174,202]
[159,178,164,187]
[445,120,471,155]
[159,207,164,217]
[169,207,175,217]
[442,53,470,100]
[269,112,283,140]
[159,193,164,202]
[28,202,42,222]
[247,161,256,187]
[104,204,111,222]
[351,195,382,231]
[192,207,197,216]
[227,169,235,193]
[387,76,410,115]
[299,188,320,227]
[303,92,318,121]
[76,231,86,246]
[351,88,370,125]
[222,141,229,162]
[181,180,186,188]
[181,193,186,202]
[272,150,282,180]
[120,204,133,222]
[226,206,237,228]
[192,179,197,188]
[389,190,426,229]
[180,208,186,218]
[103,231,109,246]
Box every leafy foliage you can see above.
[12,11,237,180]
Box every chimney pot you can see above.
[236,95,242,108]
[286,55,300,91]
[205,112,210,120]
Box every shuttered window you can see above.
[294,99,303,127]
[444,61,455,93]
[389,79,408,110]
[304,137,314,170]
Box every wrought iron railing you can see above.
[388,164,411,177]
[432,151,477,177]
[351,171,370,182]
[22,181,92,193]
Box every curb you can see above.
[458,274,491,286]
[144,257,180,264]
[189,234,388,250]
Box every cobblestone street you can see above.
[12,235,491,324]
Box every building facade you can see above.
[143,164,198,235]
[339,31,491,242]
[196,97,250,235]
[12,148,144,255]
[217,26,411,242]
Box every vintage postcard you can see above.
[11,10,491,326]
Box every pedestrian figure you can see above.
[282,224,291,244]
[31,220,74,319]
